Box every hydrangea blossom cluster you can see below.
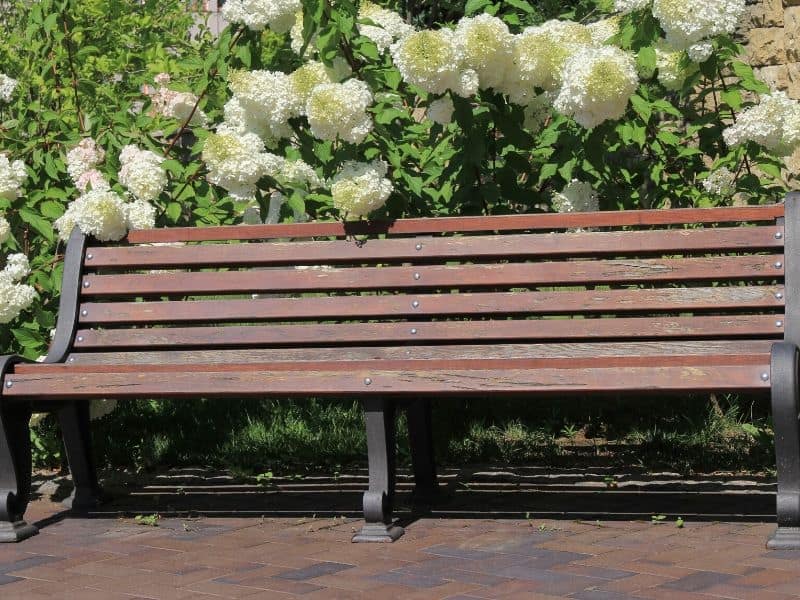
[201,130,285,200]
[359,0,414,52]
[221,0,300,33]
[118,145,167,202]
[554,46,639,129]
[0,246,35,324]
[66,138,106,188]
[655,42,690,91]
[330,160,393,219]
[0,154,26,201]
[552,180,600,213]
[702,167,736,196]
[0,215,9,244]
[54,189,130,242]
[457,14,515,91]
[427,96,455,125]
[0,74,17,103]
[651,0,746,50]
[142,73,207,126]
[722,91,800,156]
[614,0,651,13]
[306,79,374,143]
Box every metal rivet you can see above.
[775,261,783,269]
[761,372,770,382]
[83,280,90,288]
[364,377,372,386]
[77,336,84,343]
[413,272,421,280]
[4,380,11,388]
[68,357,75,362]
[411,300,420,308]
[776,231,784,239]
[81,309,88,317]
[777,292,784,300]
[86,253,94,259]
[415,243,422,251]
[410,328,418,335]
[777,320,784,328]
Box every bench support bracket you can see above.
[353,397,403,543]
[769,342,800,549]
[0,356,37,542]
[59,401,104,511]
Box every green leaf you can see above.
[165,202,182,223]
[629,94,652,122]
[465,0,491,15]
[504,0,535,14]
[19,208,54,242]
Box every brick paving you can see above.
[0,468,798,598]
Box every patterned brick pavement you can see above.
[0,468,797,599]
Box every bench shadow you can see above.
[30,464,777,532]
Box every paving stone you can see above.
[660,570,736,592]
[370,569,448,588]
[0,573,23,585]
[274,561,355,580]
[569,591,641,600]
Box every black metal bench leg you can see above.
[0,402,37,542]
[353,397,404,542]
[59,401,104,511]
[769,342,800,549]
[407,399,438,503]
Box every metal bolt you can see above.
[410,328,418,335]
[86,253,94,259]
[68,357,75,362]
[777,320,784,328]
[776,231,784,239]
[411,300,420,308]
[415,243,422,251]
[4,380,11,388]
[761,372,770,382]
[777,292,784,300]
[413,272,421,280]
[83,280,90,288]
[77,336,84,343]
[364,377,372,386]
[81,309,88,317]
[775,261,783,269]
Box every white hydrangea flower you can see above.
[75,169,110,194]
[288,62,332,106]
[523,94,552,133]
[456,14,515,90]
[0,270,36,324]
[202,130,284,200]
[552,180,599,213]
[391,29,474,96]
[118,145,167,202]
[227,70,299,142]
[124,199,157,230]
[428,96,454,125]
[277,159,322,189]
[702,167,736,196]
[306,79,374,144]
[360,25,394,53]
[588,17,620,44]
[331,160,393,219]
[143,77,207,126]
[614,0,651,13]
[652,0,746,50]
[0,215,9,244]
[500,20,594,104]
[554,45,639,129]
[655,41,687,91]
[0,74,17,102]
[66,138,105,182]
[3,253,29,281]
[359,1,413,40]
[54,189,129,242]
[221,0,300,33]
[0,154,26,201]
[722,91,800,156]
[687,41,713,63]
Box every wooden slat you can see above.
[72,315,784,349]
[61,340,776,366]
[125,205,784,243]
[89,227,784,269]
[2,364,771,398]
[81,255,785,297]
[78,286,785,324]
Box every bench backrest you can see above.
[52,203,788,369]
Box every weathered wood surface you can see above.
[81,255,784,297]
[59,340,775,366]
[90,227,784,269]
[126,204,784,243]
[78,286,784,324]
[71,315,782,349]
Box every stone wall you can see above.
[745,0,800,98]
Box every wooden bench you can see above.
[1,198,798,547]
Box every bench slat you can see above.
[78,286,784,324]
[81,255,784,297]
[88,226,783,269]
[60,339,775,366]
[125,205,784,243]
[2,364,771,397]
[72,315,783,349]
